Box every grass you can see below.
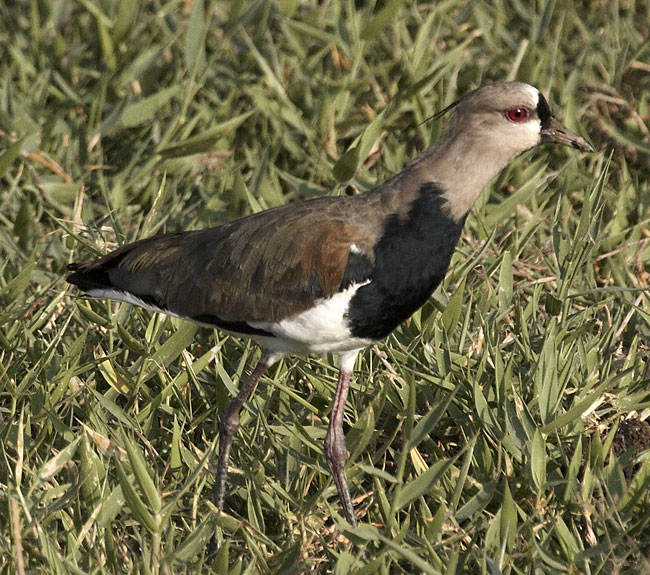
[1,0,650,573]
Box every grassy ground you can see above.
[1,0,650,573]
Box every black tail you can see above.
[66,262,115,293]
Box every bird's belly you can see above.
[247,282,374,355]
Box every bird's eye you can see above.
[505,107,531,122]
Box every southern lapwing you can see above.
[66,82,594,526]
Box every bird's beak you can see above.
[541,117,594,152]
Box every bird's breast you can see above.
[346,182,466,340]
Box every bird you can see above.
[66,81,594,526]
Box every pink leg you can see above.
[215,356,271,510]
[324,358,358,526]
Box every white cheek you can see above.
[521,117,542,148]
[501,117,541,152]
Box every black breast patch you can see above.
[346,182,465,340]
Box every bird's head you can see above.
[438,81,594,157]
[422,81,594,222]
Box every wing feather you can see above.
[68,197,378,324]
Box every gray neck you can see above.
[412,131,522,222]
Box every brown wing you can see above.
[68,196,378,323]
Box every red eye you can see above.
[505,107,531,122]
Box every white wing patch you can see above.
[83,288,204,325]
[85,289,169,315]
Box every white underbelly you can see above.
[248,282,373,355]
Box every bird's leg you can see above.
[215,354,273,511]
[324,351,359,526]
